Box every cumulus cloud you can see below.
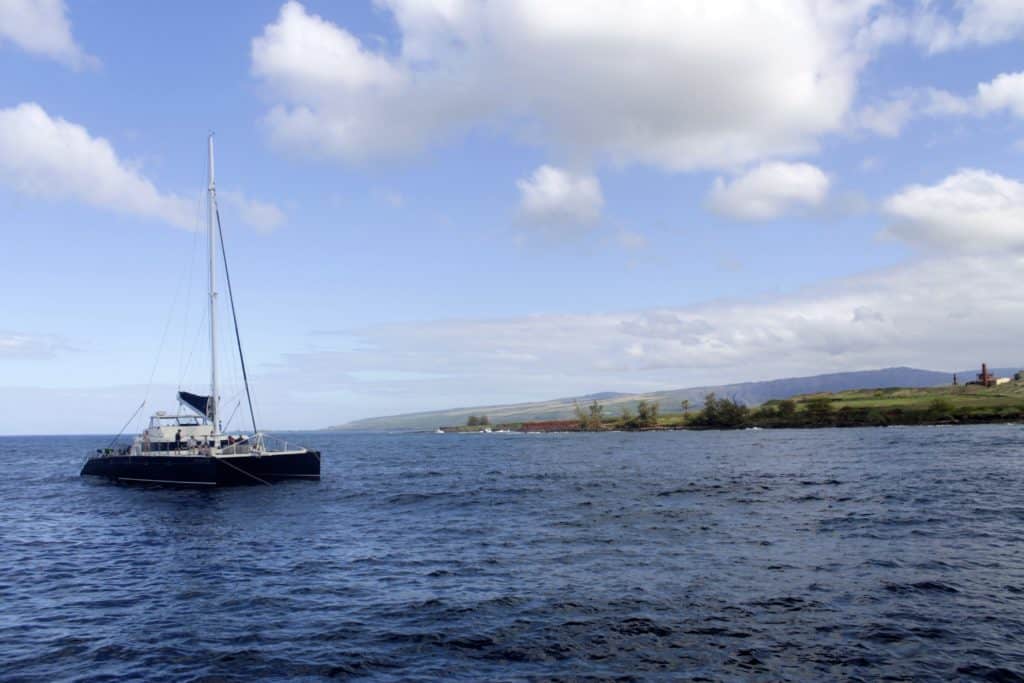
[517,165,603,226]
[977,71,1024,118]
[0,0,97,69]
[220,190,287,233]
[0,102,194,229]
[882,169,1024,250]
[0,103,285,234]
[251,1,401,94]
[252,1,881,170]
[708,162,830,221]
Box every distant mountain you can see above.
[329,366,980,431]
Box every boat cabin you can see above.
[141,412,214,450]
[111,411,250,455]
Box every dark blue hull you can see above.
[80,451,320,486]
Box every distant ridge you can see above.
[329,366,998,431]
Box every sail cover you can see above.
[178,391,211,417]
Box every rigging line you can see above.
[180,305,208,384]
[108,400,146,450]
[130,214,196,434]
[144,239,191,404]
[215,203,258,435]
[220,304,242,416]
[213,216,239,409]
[178,193,203,385]
[215,454,271,486]
[223,400,241,433]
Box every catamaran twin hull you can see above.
[81,451,320,487]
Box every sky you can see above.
[2,0,1024,434]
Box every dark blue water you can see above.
[2,427,1023,681]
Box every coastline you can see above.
[437,383,1024,433]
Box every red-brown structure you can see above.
[973,363,996,387]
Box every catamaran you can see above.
[81,135,320,486]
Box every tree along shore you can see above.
[438,383,1024,432]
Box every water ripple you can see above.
[1,426,1023,680]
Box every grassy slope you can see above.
[433,383,1024,432]
[786,382,1024,411]
[330,367,956,430]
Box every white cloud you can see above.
[977,71,1024,118]
[12,254,1024,429]
[883,169,1024,250]
[252,1,880,170]
[0,0,97,69]
[251,1,401,94]
[0,103,281,234]
[852,87,971,136]
[708,162,830,221]
[855,96,917,137]
[850,69,1024,137]
[909,0,1024,53]
[0,102,194,229]
[220,190,287,233]
[517,165,603,225]
[274,255,1024,410]
[923,88,974,116]
[251,1,445,162]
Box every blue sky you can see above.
[2,0,1024,433]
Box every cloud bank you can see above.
[278,255,1024,412]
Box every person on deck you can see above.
[174,429,182,450]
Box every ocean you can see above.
[1,426,1022,681]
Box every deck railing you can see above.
[88,432,304,460]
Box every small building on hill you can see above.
[967,363,1009,387]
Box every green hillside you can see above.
[329,367,953,430]
[731,380,1024,429]
[787,382,1024,411]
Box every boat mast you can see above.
[207,134,219,434]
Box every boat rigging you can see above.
[81,135,320,486]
